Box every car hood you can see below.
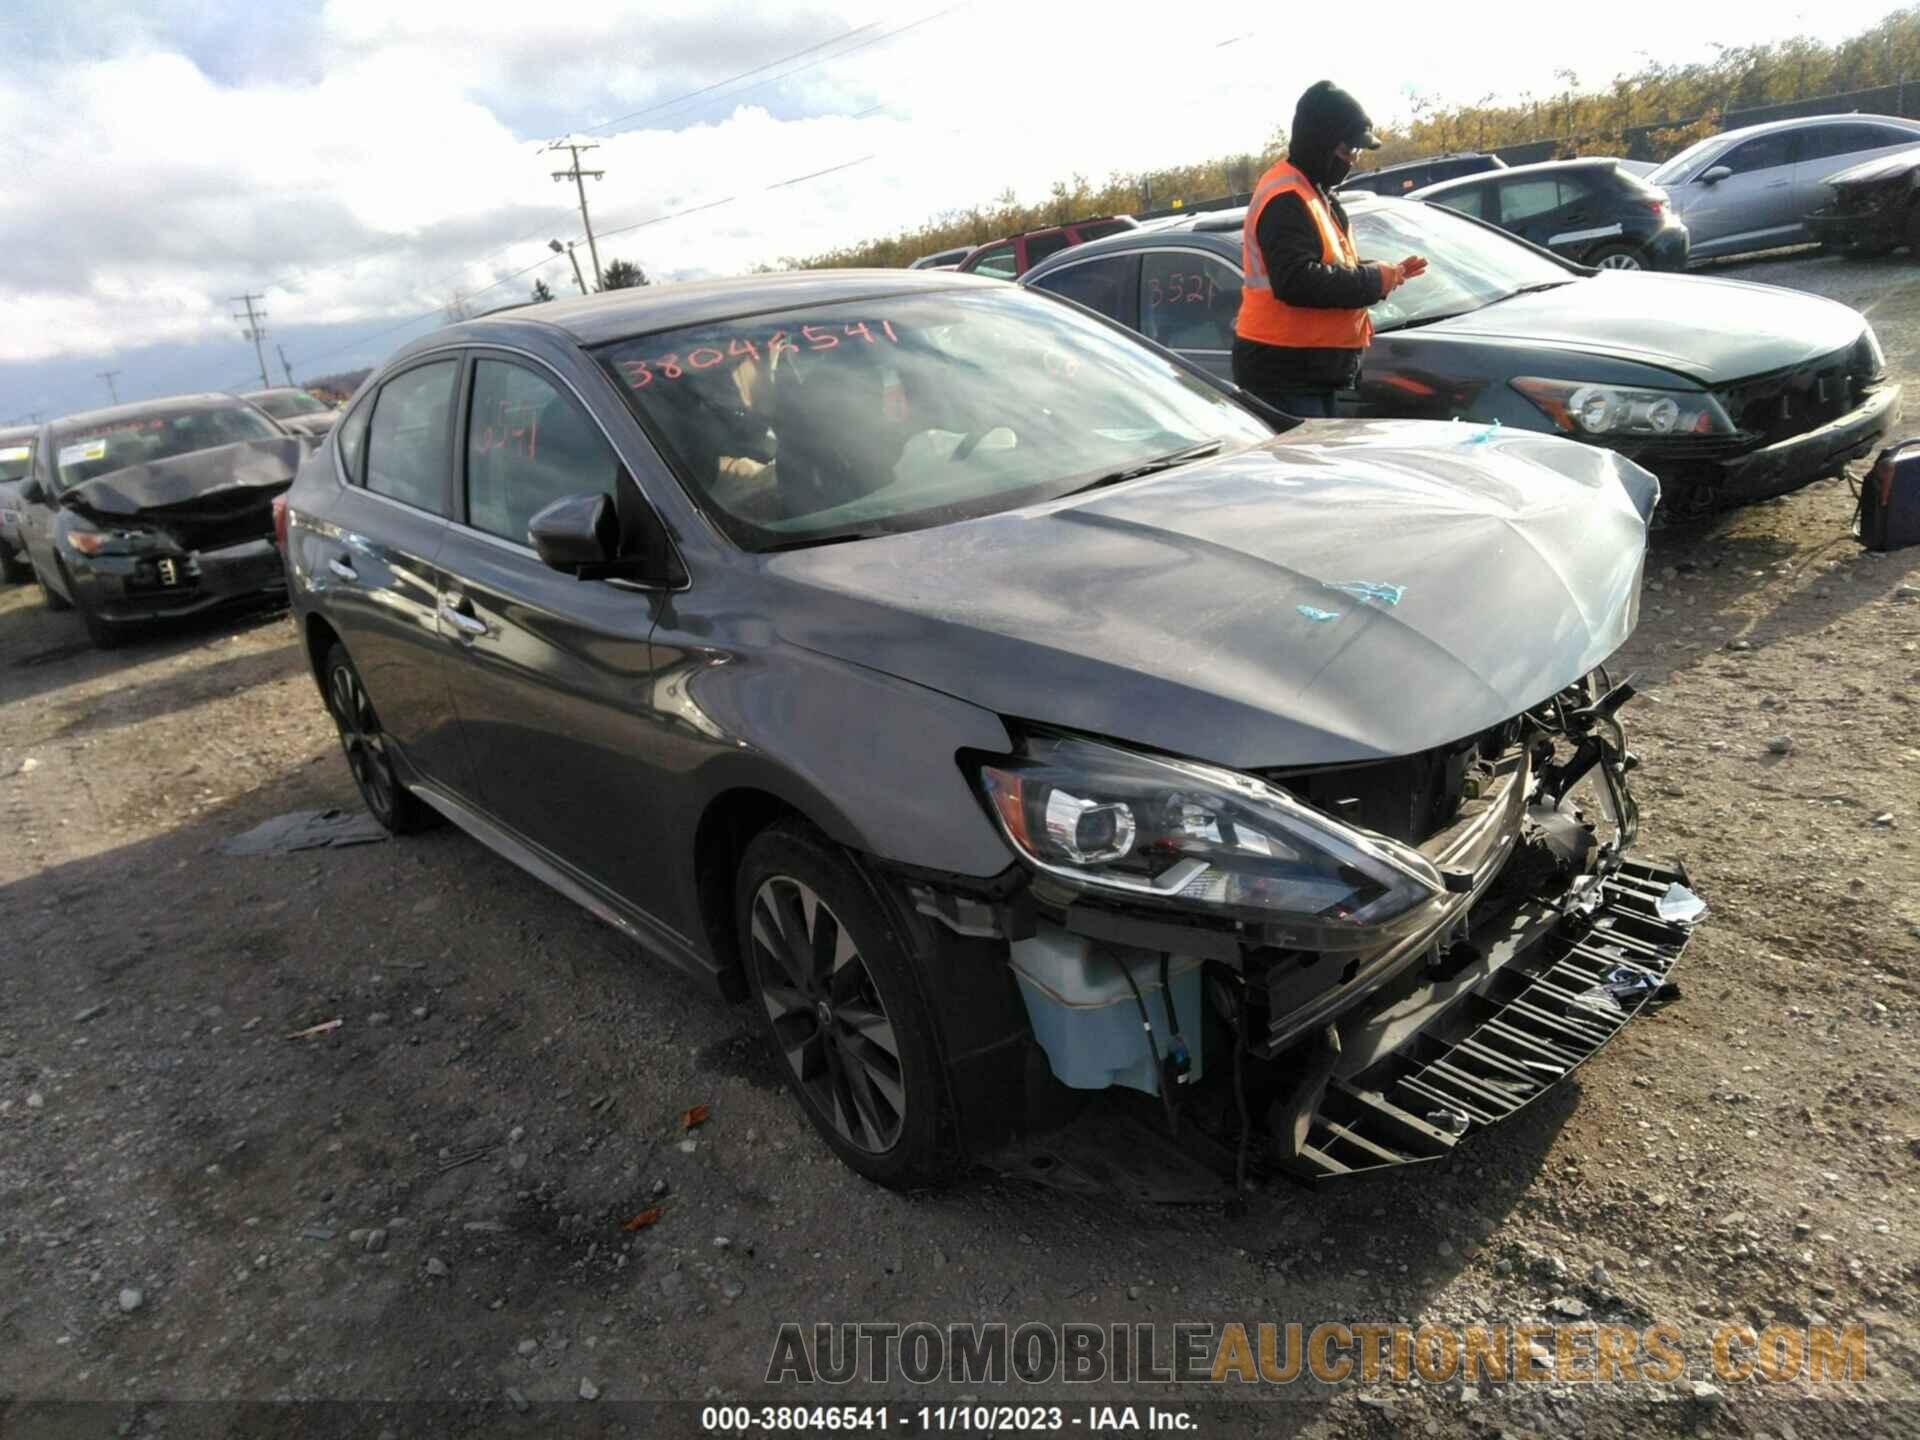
[1418,273,1865,382]
[769,421,1656,769]
[58,437,306,519]
[1823,144,1920,187]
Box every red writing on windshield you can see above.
[618,321,899,391]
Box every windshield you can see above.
[0,440,31,483]
[252,390,329,418]
[50,404,284,491]
[596,288,1273,550]
[1352,203,1575,331]
[1646,136,1723,186]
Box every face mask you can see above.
[1325,152,1353,185]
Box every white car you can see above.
[1646,113,1920,260]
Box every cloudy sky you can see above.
[0,0,1898,420]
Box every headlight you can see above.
[969,732,1446,951]
[64,527,156,556]
[1511,378,1734,438]
[1861,325,1886,377]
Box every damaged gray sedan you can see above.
[16,394,306,647]
[283,272,1702,1190]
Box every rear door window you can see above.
[364,360,457,515]
[1024,232,1071,266]
[1428,184,1489,219]
[1798,122,1913,162]
[335,395,372,482]
[1029,254,1141,328]
[1140,252,1240,352]
[464,360,620,546]
[1498,178,1564,226]
[1717,131,1799,176]
[969,244,1018,279]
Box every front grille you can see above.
[1716,341,1882,448]
[1255,722,1521,848]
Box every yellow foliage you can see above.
[786,6,1920,269]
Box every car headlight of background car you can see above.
[1511,377,1735,438]
[969,732,1447,951]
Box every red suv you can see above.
[956,216,1138,278]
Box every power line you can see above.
[230,293,271,391]
[581,19,884,134]
[97,371,121,404]
[276,343,297,387]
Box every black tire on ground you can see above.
[1906,198,1920,255]
[72,583,123,649]
[320,641,437,834]
[1587,244,1646,271]
[735,819,958,1189]
[35,555,72,610]
[1845,238,1896,259]
[0,546,30,584]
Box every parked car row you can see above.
[2,393,324,643]
[1021,192,1897,513]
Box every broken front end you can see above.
[911,670,1703,1188]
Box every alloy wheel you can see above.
[327,661,397,820]
[749,876,906,1153]
[1595,250,1643,270]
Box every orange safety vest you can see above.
[1235,159,1371,350]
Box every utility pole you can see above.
[98,371,121,404]
[547,139,605,291]
[230,293,272,390]
[549,238,589,295]
[276,343,296,388]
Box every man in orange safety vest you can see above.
[1233,81,1428,419]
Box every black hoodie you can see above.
[1232,80,1391,393]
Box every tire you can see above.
[73,584,123,649]
[320,641,436,834]
[0,546,29,584]
[35,554,72,611]
[1588,244,1646,271]
[735,820,957,1188]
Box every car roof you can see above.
[48,393,248,435]
[1018,194,1419,278]
[242,387,309,399]
[1412,156,1621,196]
[403,268,1009,356]
[1707,111,1920,143]
[1358,151,1498,176]
[0,423,37,445]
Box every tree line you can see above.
[784,4,1920,270]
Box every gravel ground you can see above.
[2,253,1918,1439]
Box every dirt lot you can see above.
[3,253,1919,1439]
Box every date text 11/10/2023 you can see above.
[699,1404,1197,1432]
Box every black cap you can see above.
[1293,80,1380,153]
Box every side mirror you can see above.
[1699,165,1732,185]
[529,491,684,587]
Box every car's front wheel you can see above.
[34,553,72,611]
[0,546,30,584]
[1589,244,1645,270]
[321,641,435,834]
[736,820,956,1188]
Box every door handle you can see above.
[327,556,356,581]
[438,601,488,638]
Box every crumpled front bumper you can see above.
[1713,383,1903,503]
[1278,856,1700,1180]
[78,537,285,622]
